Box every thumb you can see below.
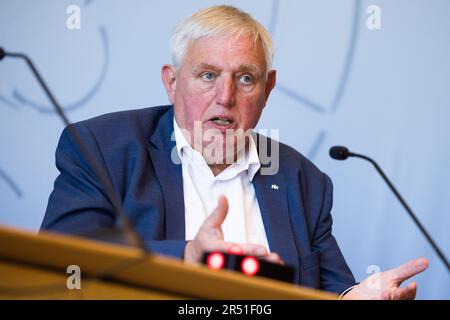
[388,257,429,284]
[203,195,229,228]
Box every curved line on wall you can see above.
[307,130,327,160]
[275,0,361,115]
[330,0,361,113]
[12,26,109,114]
[277,84,325,114]
[0,168,23,198]
[269,0,280,35]
[0,96,21,110]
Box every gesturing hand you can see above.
[343,257,429,300]
[184,195,282,264]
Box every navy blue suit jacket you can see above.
[42,105,355,293]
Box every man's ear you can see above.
[161,64,177,104]
[264,70,277,105]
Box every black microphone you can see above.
[329,146,352,160]
[330,146,450,272]
[0,47,146,252]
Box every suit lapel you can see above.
[147,107,185,240]
[253,169,299,274]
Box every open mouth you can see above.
[210,117,233,126]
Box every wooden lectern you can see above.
[0,225,336,300]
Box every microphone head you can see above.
[329,146,351,160]
[0,47,5,60]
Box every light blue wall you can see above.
[1,0,449,299]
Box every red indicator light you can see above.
[241,256,260,276]
[206,252,225,270]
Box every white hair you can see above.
[170,5,274,72]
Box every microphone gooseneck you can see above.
[330,145,450,273]
[0,47,146,253]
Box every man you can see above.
[41,5,428,299]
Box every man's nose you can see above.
[215,76,236,108]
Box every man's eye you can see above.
[201,72,216,81]
[239,74,254,85]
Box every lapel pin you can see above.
[271,184,279,191]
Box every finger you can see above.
[392,287,408,300]
[203,241,271,260]
[383,287,396,300]
[263,253,284,265]
[205,242,264,256]
[239,243,268,256]
[205,241,238,254]
[387,257,429,284]
[383,282,418,300]
[381,286,395,300]
[405,282,417,300]
[381,289,392,300]
[203,195,229,228]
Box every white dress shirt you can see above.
[173,119,270,251]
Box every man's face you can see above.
[162,34,276,163]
